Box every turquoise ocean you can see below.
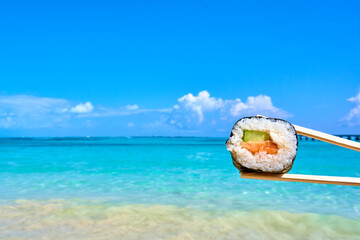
[0,137,360,239]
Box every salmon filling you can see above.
[241,141,279,155]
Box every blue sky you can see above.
[0,0,360,136]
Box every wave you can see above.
[1,199,359,240]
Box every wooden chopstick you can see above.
[294,125,360,152]
[241,172,360,187]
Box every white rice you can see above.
[226,117,297,172]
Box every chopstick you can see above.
[293,125,360,152]
[241,172,360,187]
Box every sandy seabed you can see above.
[0,199,359,240]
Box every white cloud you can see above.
[0,95,96,129]
[79,105,171,118]
[126,104,139,111]
[0,116,13,129]
[70,102,94,113]
[343,91,360,126]
[169,91,289,128]
[0,95,71,129]
[178,91,224,122]
[229,95,284,117]
[0,95,69,113]
[0,92,290,135]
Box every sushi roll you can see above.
[226,116,298,173]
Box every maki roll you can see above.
[226,116,298,173]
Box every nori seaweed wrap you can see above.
[226,116,298,173]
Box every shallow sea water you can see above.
[0,137,359,239]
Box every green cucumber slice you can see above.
[243,130,270,142]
